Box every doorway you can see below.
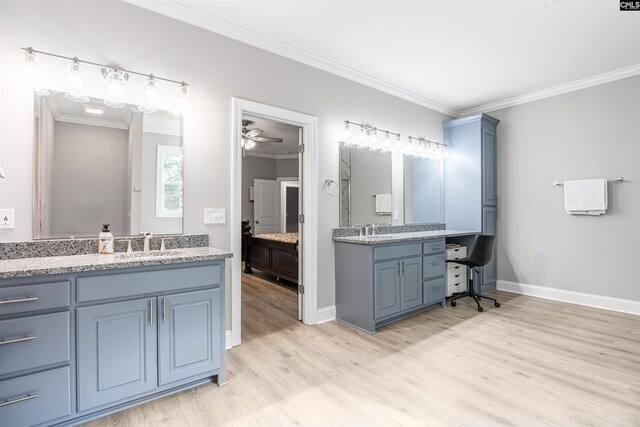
[231,99,318,348]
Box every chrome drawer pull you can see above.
[0,296,39,305]
[432,246,441,251]
[149,299,154,326]
[432,262,440,266]
[0,335,36,345]
[0,393,39,408]
[162,297,166,323]
[432,286,440,291]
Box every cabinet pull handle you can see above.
[455,274,460,278]
[162,297,166,323]
[0,296,39,305]
[432,286,440,291]
[432,262,439,266]
[398,262,401,275]
[432,246,440,251]
[0,335,36,346]
[0,393,39,408]
[149,299,153,326]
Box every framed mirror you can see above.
[339,143,392,226]
[33,90,183,239]
[404,156,443,224]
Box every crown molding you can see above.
[460,64,640,116]
[122,0,459,117]
[47,96,130,130]
[244,151,299,160]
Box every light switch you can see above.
[0,209,15,229]
[204,208,226,225]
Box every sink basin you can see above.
[115,250,186,260]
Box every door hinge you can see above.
[299,214,305,224]
[298,284,305,294]
[298,144,305,154]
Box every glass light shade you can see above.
[64,61,89,102]
[20,51,49,96]
[103,69,126,108]
[357,126,366,142]
[442,146,450,158]
[171,83,190,117]
[138,77,160,113]
[244,138,256,150]
[342,122,352,139]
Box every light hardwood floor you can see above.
[83,273,640,426]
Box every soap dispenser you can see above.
[98,224,114,254]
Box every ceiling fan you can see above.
[242,119,284,150]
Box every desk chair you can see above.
[447,235,500,312]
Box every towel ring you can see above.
[324,179,339,197]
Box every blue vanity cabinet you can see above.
[158,289,222,386]
[444,113,499,294]
[77,298,158,412]
[336,239,445,333]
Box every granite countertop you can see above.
[253,233,299,244]
[333,230,479,246]
[0,247,233,280]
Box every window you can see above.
[156,145,183,218]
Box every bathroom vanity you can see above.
[334,229,478,333]
[0,246,230,427]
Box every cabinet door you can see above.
[77,298,157,412]
[374,261,400,319]
[482,128,497,206]
[158,289,221,385]
[481,206,497,293]
[400,256,423,311]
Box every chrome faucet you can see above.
[140,231,153,252]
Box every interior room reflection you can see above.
[33,90,183,239]
[404,156,443,224]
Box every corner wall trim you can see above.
[497,280,640,316]
[316,305,336,324]
[225,330,233,349]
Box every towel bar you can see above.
[553,177,623,187]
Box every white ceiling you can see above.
[126,0,640,116]
[243,114,301,157]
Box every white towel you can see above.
[564,179,607,215]
[375,193,392,215]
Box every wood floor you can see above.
[82,273,640,427]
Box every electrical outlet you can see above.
[204,208,226,225]
[0,209,15,229]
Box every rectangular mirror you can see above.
[33,90,183,239]
[339,143,392,226]
[404,156,443,224]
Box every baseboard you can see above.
[497,280,640,315]
[225,330,233,349]
[316,305,336,324]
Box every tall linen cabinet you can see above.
[443,113,499,294]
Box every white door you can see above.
[253,179,278,234]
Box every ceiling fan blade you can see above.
[245,128,263,138]
[252,136,284,143]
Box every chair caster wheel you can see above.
[495,302,501,307]
[478,306,484,312]
[451,301,457,307]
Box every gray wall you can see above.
[276,158,299,178]
[490,76,640,301]
[0,1,451,317]
[50,121,129,237]
[140,132,182,234]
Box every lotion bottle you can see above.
[98,224,114,254]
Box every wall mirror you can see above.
[33,90,183,239]
[404,156,443,224]
[339,143,392,226]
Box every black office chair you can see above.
[447,235,500,312]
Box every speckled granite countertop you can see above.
[333,230,479,246]
[0,247,232,280]
[253,233,299,244]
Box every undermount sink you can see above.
[115,250,186,260]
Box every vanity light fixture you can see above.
[407,136,449,159]
[342,120,401,153]
[20,47,190,114]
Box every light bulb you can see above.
[171,82,190,117]
[370,130,379,150]
[342,121,352,140]
[103,68,127,108]
[20,49,49,95]
[138,76,160,113]
[442,146,450,158]
[244,138,256,150]
[64,60,89,102]
[357,126,366,142]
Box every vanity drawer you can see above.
[374,243,422,262]
[0,311,70,376]
[0,366,71,427]
[447,263,466,275]
[423,254,446,280]
[77,264,222,302]
[423,277,445,305]
[0,282,70,316]
[446,246,467,261]
[423,239,445,255]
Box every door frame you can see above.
[231,98,318,347]
[279,180,299,233]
